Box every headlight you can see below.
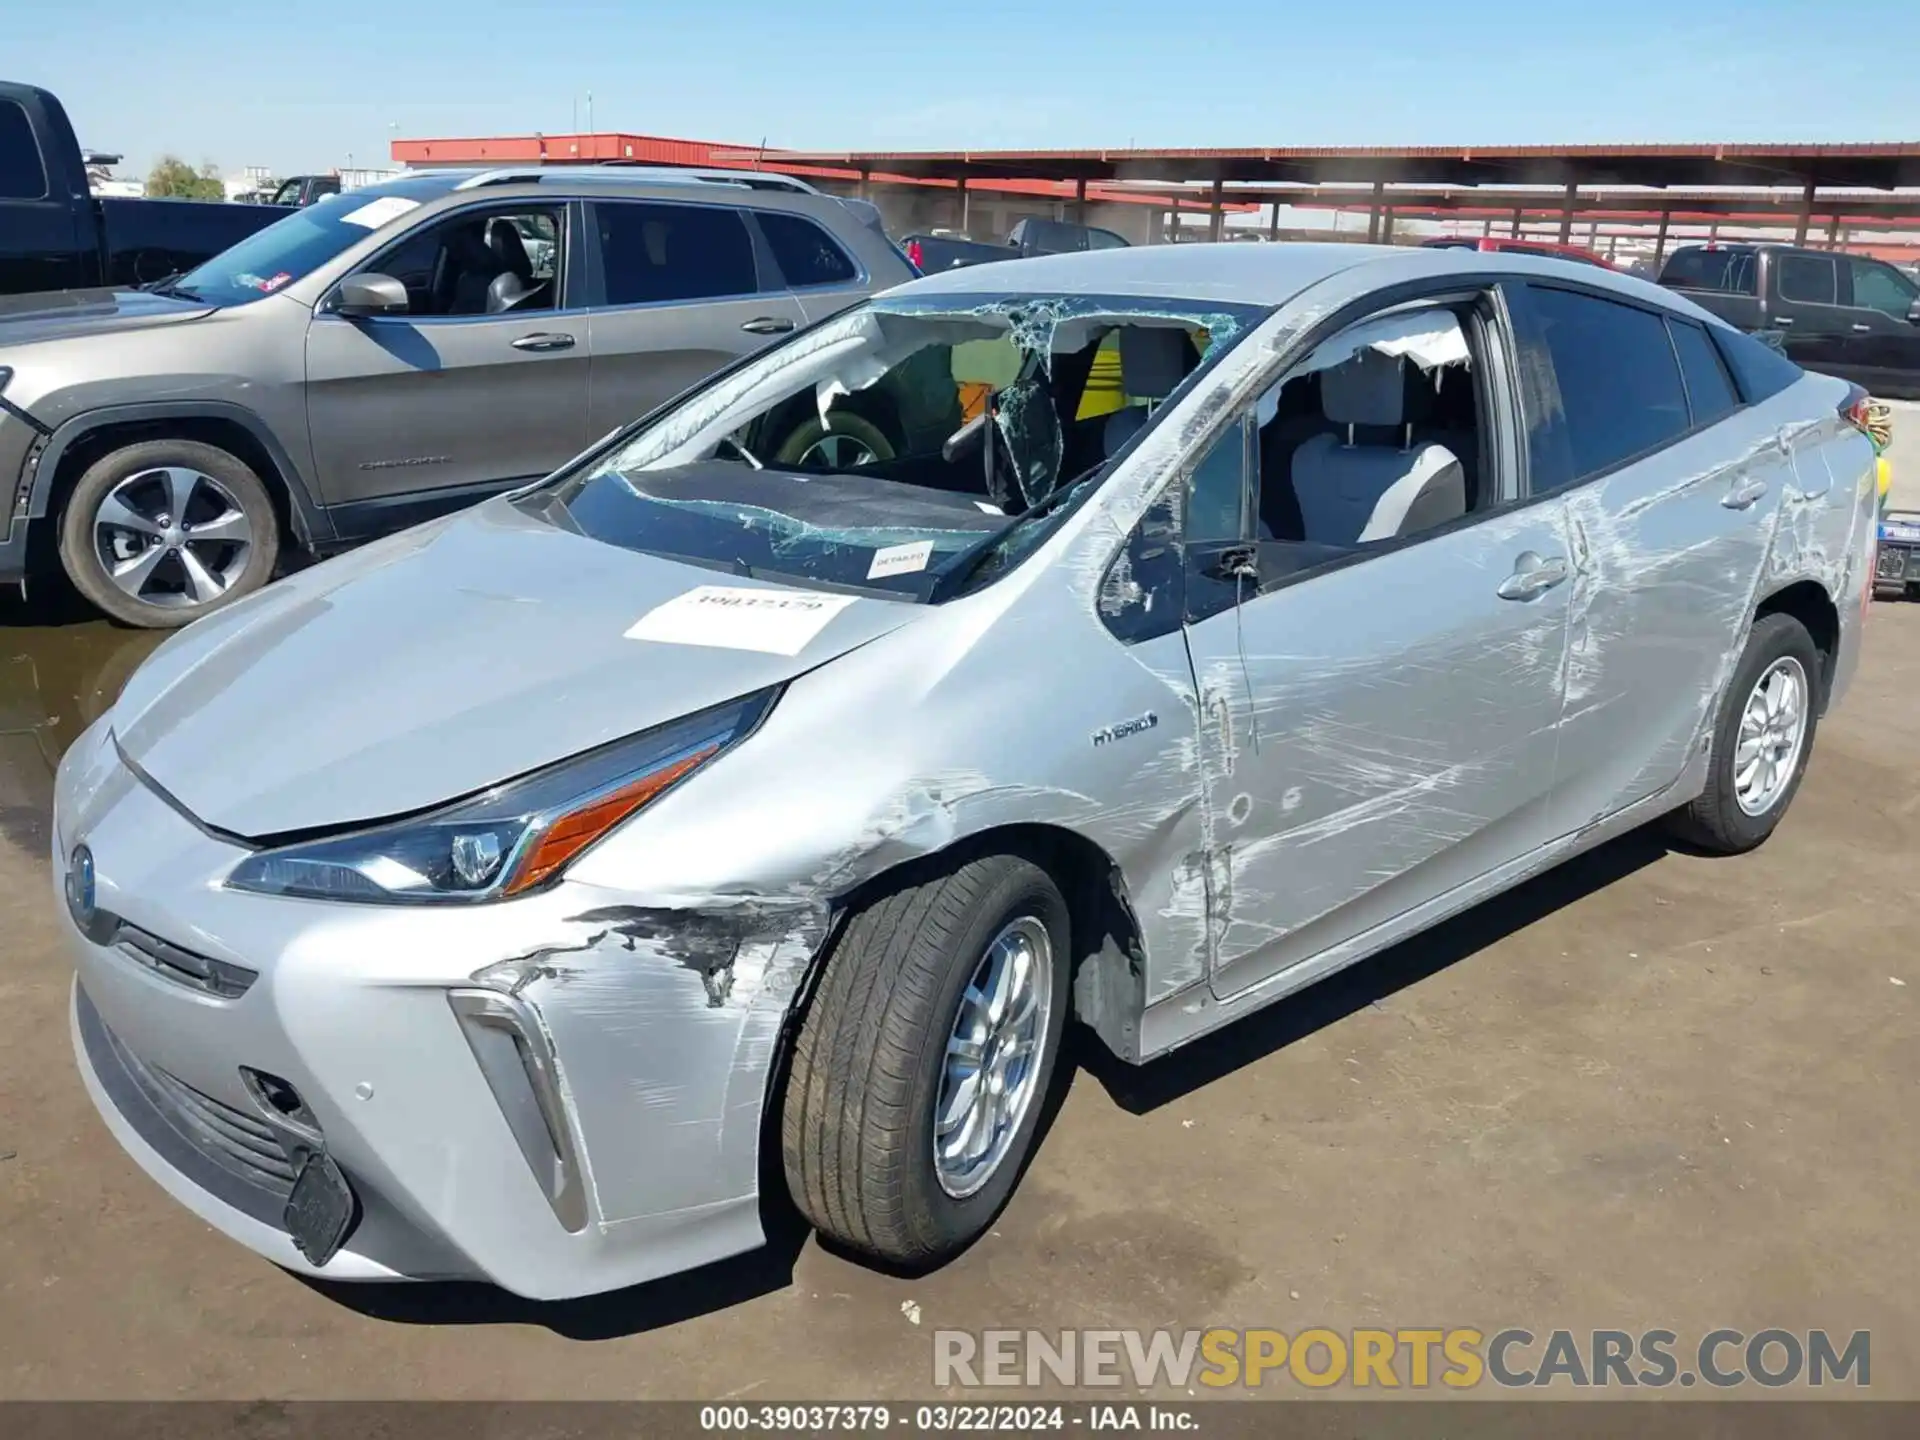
[225,689,776,904]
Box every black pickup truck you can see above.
[1,81,290,297]
[1659,242,1920,400]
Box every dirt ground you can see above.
[2,578,1917,1401]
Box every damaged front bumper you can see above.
[54,717,827,1301]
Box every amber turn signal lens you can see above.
[503,745,719,895]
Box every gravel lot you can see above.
[2,579,1917,1401]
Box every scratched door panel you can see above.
[1549,410,1792,837]
[1192,502,1571,1004]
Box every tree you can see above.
[146,155,225,201]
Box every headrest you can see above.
[1118,326,1188,402]
[1321,348,1406,428]
[488,220,534,281]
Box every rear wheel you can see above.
[1668,612,1821,854]
[58,439,280,628]
[781,852,1069,1268]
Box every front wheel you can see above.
[58,439,280,628]
[781,852,1070,1268]
[1667,612,1821,854]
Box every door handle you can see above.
[1497,552,1569,601]
[1722,478,1770,510]
[1773,316,1794,326]
[1851,323,1872,333]
[741,316,796,335]
[511,332,575,352]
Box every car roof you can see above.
[888,239,1726,322]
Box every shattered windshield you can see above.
[524,293,1261,601]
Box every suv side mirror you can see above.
[334,273,410,318]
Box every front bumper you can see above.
[53,718,824,1300]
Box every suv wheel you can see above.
[58,440,281,628]
[782,851,1069,1269]
[1668,612,1822,854]
[774,412,896,469]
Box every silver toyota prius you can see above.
[55,243,1880,1300]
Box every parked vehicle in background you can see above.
[268,175,342,208]
[1659,243,1920,400]
[904,216,1130,272]
[0,166,913,625]
[1421,236,1617,269]
[55,243,1877,1298]
[0,81,291,296]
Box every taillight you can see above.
[1839,383,1872,438]
[906,239,924,270]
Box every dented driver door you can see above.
[1180,435,1574,1004]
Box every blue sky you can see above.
[18,0,1920,180]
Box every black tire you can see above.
[773,411,896,469]
[58,439,280,628]
[1667,612,1822,854]
[782,851,1070,1268]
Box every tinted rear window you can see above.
[1711,324,1804,405]
[594,202,757,305]
[0,99,48,200]
[1529,285,1691,485]
[758,211,857,288]
[1660,248,1757,295]
[1668,319,1741,427]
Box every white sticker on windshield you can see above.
[866,540,934,580]
[974,500,1004,514]
[339,195,421,230]
[624,585,858,656]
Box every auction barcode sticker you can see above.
[624,585,858,655]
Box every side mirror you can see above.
[333,272,410,318]
[1907,298,1920,327]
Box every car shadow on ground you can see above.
[1076,824,1678,1115]
[306,825,1680,1340]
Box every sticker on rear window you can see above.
[339,195,420,230]
[867,540,934,579]
[624,585,858,655]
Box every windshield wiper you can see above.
[925,465,1103,603]
[142,277,204,301]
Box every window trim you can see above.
[583,195,770,314]
[1772,250,1842,308]
[746,208,867,293]
[1509,278,1741,498]
[322,197,577,321]
[1666,315,1741,431]
[0,97,50,202]
[1843,255,1919,320]
[1096,280,1532,638]
[1661,245,1760,297]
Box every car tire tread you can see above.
[782,851,1068,1267]
[1668,611,1821,855]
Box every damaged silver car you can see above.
[55,243,1881,1298]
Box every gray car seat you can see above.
[484,221,540,314]
[1290,348,1465,545]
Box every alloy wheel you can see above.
[1733,655,1809,816]
[93,467,254,610]
[933,915,1054,1199]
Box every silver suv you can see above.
[0,167,913,625]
